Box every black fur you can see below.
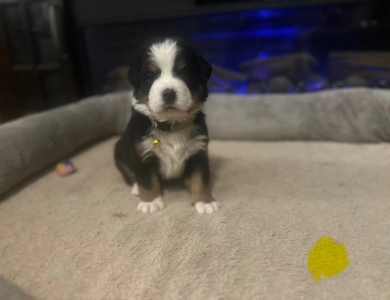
[114,109,210,188]
[128,37,212,103]
[114,38,213,204]
[114,109,158,189]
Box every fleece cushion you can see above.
[0,92,132,196]
[1,138,390,299]
[2,88,390,197]
[205,88,390,142]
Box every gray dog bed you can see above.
[1,88,390,299]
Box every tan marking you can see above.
[187,87,204,115]
[149,63,160,74]
[139,173,161,202]
[185,171,214,205]
[176,60,186,71]
[139,95,149,105]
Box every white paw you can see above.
[137,196,164,213]
[131,183,139,196]
[195,201,220,215]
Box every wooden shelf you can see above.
[0,0,78,123]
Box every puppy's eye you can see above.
[146,74,155,82]
[181,70,189,77]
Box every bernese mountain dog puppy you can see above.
[114,38,220,214]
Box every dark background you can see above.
[1,0,389,123]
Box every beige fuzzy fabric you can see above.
[1,137,390,299]
[3,88,390,198]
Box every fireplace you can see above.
[71,0,390,95]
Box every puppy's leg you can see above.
[184,152,220,214]
[115,160,135,184]
[115,159,141,197]
[134,163,164,213]
[115,138,163,212]
[115,139,139,195]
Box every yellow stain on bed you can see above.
[307,236,349,282]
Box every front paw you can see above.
[195,201,220,215]
[137,196,164,213]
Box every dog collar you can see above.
[149,116,196,133]
[148,115,196,147]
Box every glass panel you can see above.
[85,2,390,94]
[27,1,57,64]
[2,4,32,65]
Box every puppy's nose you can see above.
[162,89,176,104]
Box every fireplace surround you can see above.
[70,0,390,95]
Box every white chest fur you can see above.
[139,126,207,180]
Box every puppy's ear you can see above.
[197,55,212,82]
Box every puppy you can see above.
[114,38,219,214]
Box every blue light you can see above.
[306,81,326,91]
[256,9,279,19]
[236,8,288,20]
[236,82,248,95]
[187,6,328,94]
[258,52,270,60]
[191,27,302,40]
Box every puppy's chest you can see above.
[139,128,207,180]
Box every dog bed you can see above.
[1,88,390,299]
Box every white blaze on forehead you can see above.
[147,39,193,120]
[149,39,179,73]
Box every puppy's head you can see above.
[129,38,212,122]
